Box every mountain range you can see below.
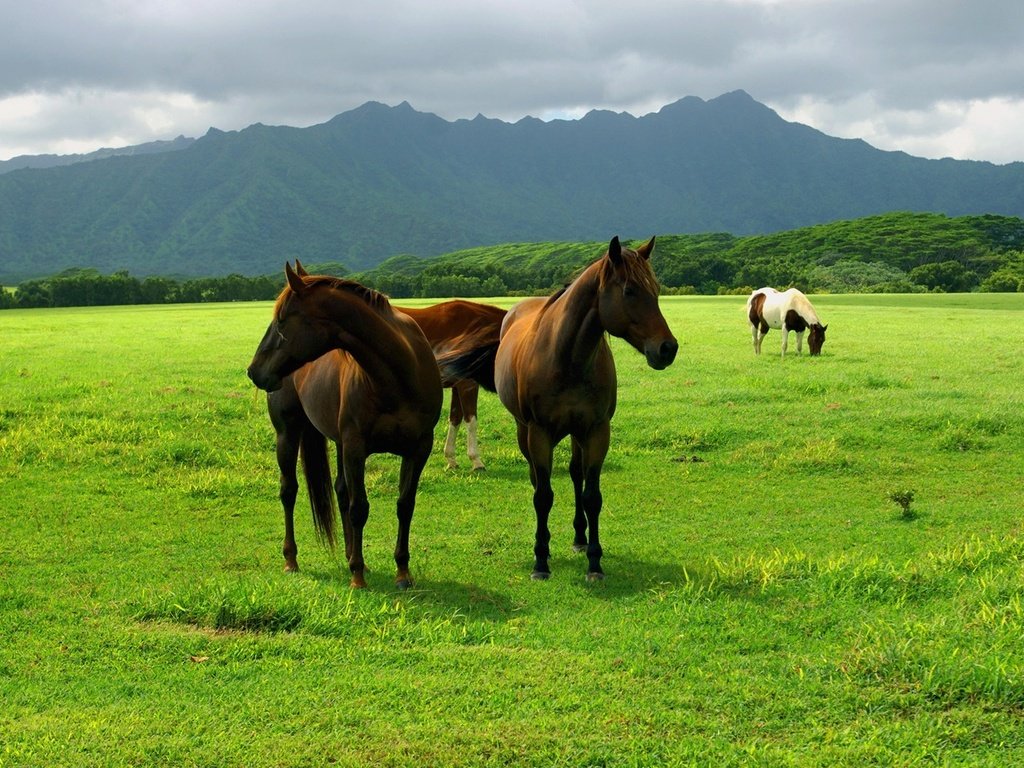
[2,90,1023,283]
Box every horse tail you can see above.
[437,339,501,392]
[298,422,337,549]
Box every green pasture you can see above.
[1,293,1022,766]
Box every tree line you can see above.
[1,269,284,309]
[4,213,1024,310]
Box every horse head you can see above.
[808,323,828,356]
[246,262,336,391]
[598,236,678,370]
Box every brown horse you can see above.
[443,236,677,580]
[396,300,507,471]
[247,262,442,589]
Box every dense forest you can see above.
[4,212,1023,310]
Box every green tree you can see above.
[908,260,979,292]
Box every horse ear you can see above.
[285,262,306,294]
[608,236,623,265]
[636,236,656,261]
[294,259,309,277]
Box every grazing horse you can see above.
[246,262,442,589]
[443,236,677,580]
[747,287,827,357]
[396,300,507,471]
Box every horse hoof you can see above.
[349,576,367,589]
[531,570,551,581]
[586,571,605,582]
[572,543,587,553]
[471,464,487,472]
[283,562,299,573]
[393,573,413,593]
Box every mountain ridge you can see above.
[1,91,1023,283]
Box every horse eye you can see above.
[623,284,638,298]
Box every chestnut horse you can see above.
[247,262,442,589]
[442,236,677,580]
[396,300,507,471]
[747,287,827,356]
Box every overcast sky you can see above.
[2,0,1023,164]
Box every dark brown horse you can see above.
[247,262,442,589]
[396,300,507,471]
[443,237,677,580]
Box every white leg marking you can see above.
[444,422,459,469]
[466,416,485,471]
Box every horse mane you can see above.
[541,243,660,312]
[598,244,660,294]
[274,275,392,319]
[542,284,570,310]
[787,289,821,326]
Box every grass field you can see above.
[2,293,1023,766]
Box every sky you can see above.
[2,0,1023,164]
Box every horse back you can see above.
[398,300,506,349]
[500,296,546,340]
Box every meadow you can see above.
[1,292,1022,766]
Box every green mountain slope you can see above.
[2,92,1024,283]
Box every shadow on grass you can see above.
[405,580,519,624]
[297,566,518,624]
[561,552,692,600]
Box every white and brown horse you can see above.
[747,287,827,356]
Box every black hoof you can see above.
[531,570,551,581]
[395,578,413,591]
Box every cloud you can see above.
[1,0,1023,162]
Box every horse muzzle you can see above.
[246,365,283,392]
[644,338,678,370]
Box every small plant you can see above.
[889,489,917,520]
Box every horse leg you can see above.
[341,449,370,588]
[755,321,769,355]
[461,380,485,471]
[334,447,353,563]
[570,438,587,552]
[393,437,431,590]
[795,330,804,355]
[443,386,463,470]
[516,421,537,487]
[525,424,555,580]
[276,432,301,572]
[268,387,303,572]
[579,423,610,580]
[780,327,790,357]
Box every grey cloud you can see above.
[1,0,1023,162]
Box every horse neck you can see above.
[321,290,418,396]
[540,262,607,370]
[791,294,820,326]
